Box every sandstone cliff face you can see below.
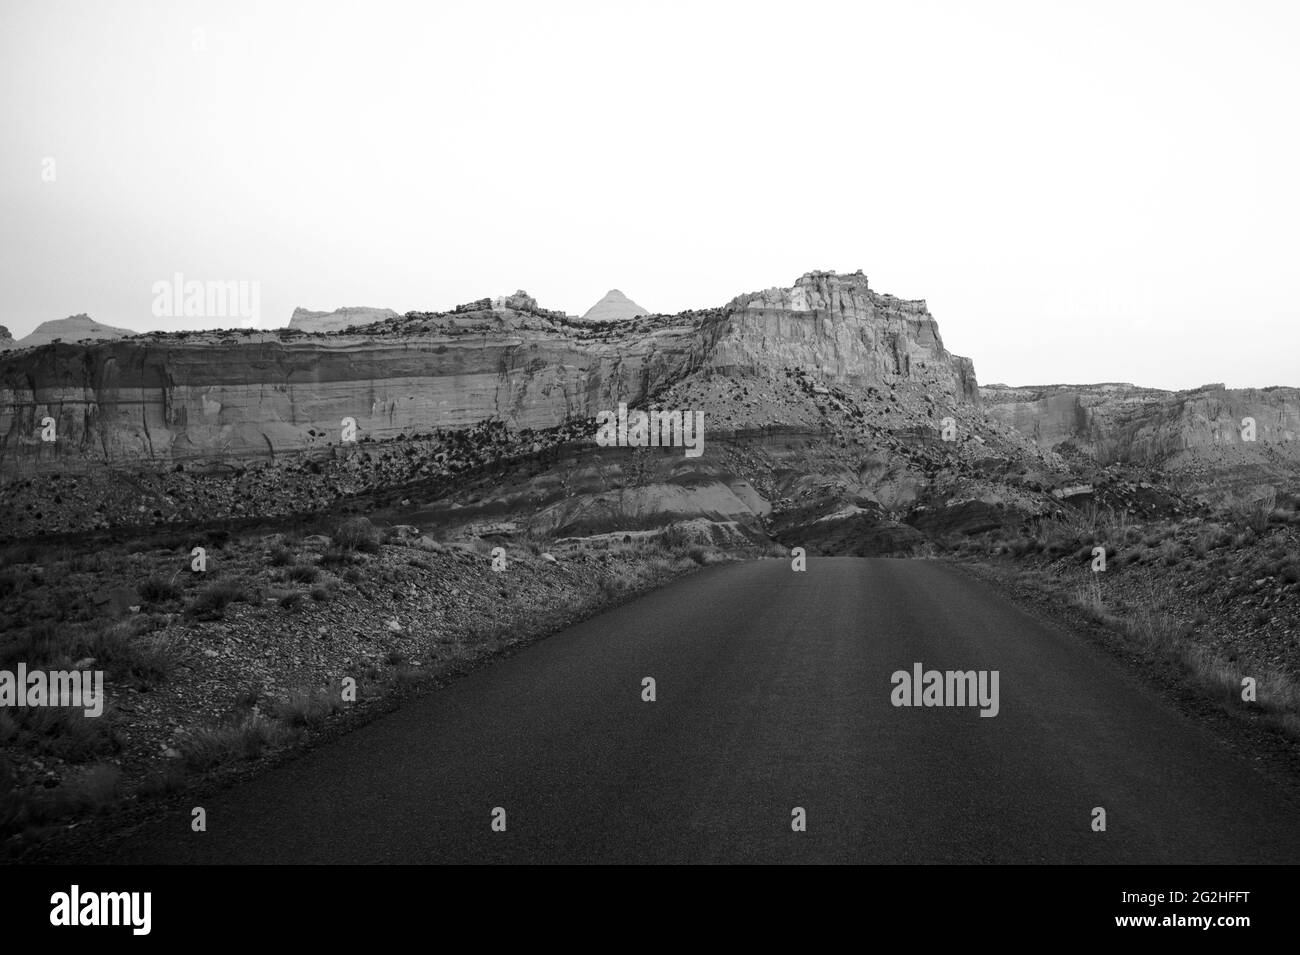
[982,382,1300,498]
[714,271,979,403]
[0,328,681,471]
[0,272,981,475]
[287,306,398,333]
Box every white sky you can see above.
[2,0,1297,390]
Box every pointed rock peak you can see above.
[581,289,649,323]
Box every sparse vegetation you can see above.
[287,564,320,584]
[270,688,342,728]
[0,503,731,856]
[178,716,297,771]
[332,517,381,554]
[139,575,181,603]
[970,501,1300,741]
[185,579,249,620]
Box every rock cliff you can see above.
[982,382,1300,500]
[287,306,398,333]
[713,271,978,403]
[0,272,980,473]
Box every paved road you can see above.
[104,558,1300,863]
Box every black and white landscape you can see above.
[1,0,1298,909]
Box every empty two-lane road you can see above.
[102,558,1300,864]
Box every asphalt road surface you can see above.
[103,558,1300,864]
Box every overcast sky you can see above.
[2,0,1297,390]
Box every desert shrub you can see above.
[267,545,294,567]
[178,716,294,771]
[137,763,188,799]
[1124,607,1189,651]
[657,525,691,550]
[139,575,181,603]
[270,688,342,728]
[185,579,247,620]
[1073,575,1106,620]
[278,591,303,610]
[332,517,381,553]
[287,564,320,584]
[1008,537,1036,558]
[1231,494,1275,536]
[82,625,171,688]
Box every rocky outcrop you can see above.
[982,382,1300,499]
[714,271,979,402]
[287,306,398,333]
[580,290,648,323]
[0,314,135,351]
